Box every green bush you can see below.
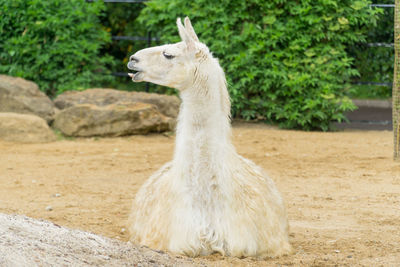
[138,0,380,130]
[0,0,114,96]
[99,2,150,92]
[348,2,393,99]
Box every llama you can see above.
[127,17,292,258]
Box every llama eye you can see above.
[163,51,175,60]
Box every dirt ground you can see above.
[1,122,399,266]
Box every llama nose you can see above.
[130,55,139,63]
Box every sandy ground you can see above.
[1,122,399,266]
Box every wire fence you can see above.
[88,0,398,157]
[353,4,394,88]
[110,31,159,78]
[92,1,394,89]
[89,1,395,94]
[394,1,399,159]
[86,0,153,90]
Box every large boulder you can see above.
[0,113,56,143]
[0,75,56,123]
[54,88,181,118]
[0,213,201,266]
[53,103,174,137]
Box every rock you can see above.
[0,113,56,143]
[53,103,174,137]
[54,88,180,118]
[0,75,56,123]
[45,206,53,211]
[125,91,180,119]
[0,213,202,266]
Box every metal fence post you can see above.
[145,31,152,92]
[394,1,400,160]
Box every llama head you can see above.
[127,17,211,90]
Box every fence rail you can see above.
[110,72,131,77]
[366,42,394,47]
[112,36,159,42]
[370,4,395,7]
[352,81,392,87]
[86,0,147,2]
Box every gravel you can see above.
[0,213,203,267]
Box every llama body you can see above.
[127,17,291,258]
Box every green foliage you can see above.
[138,0,380,130]
[101,3,147,65]
[99,2,148,91]
[98,2,166,93]
[0,0,114,96]
[349,84,392,99]
[348,1,393,99]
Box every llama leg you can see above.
[216,156,292,258]
[129,162,208,256]
[128,162,175,250]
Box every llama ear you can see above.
[177,17,187,42]
[183,17,199,42]
[177,17,196,52]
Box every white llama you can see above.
[127,17,291,258]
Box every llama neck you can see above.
[173,64,234,176]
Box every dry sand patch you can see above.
[1,122,399,266]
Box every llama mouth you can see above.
[128,71,143,82]
[127,66,144,82]
[127,61,143,82]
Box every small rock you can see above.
[100,255,110,260]
[45,206,53,211]
[0,75,56,123]
[334,250,340,253]
[54,193,61,198]
[54,88,181,118]
[121,228,126,234]
[53,103,173,137]
[0,113,56,143]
